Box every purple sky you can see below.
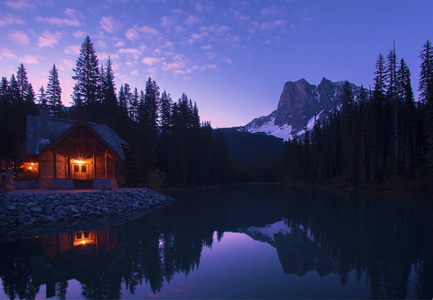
[1,0,432,127]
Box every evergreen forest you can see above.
[2,37,433,189]
[284,41,433,189]
[0,36,231,189]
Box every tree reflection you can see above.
[0,185,433,299]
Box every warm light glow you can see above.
[76,160,85,164]
[29,166,32,170]
[82,240,86,245]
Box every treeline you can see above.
[0,36,231,188]
[284,41,433,187]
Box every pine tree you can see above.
[129,87,139,121]
[0,77,9,159]
[341,81,354,114]
[398,58,416,176]
[118,84,127,114]
[141,77,160,172]
[38,86,47,106]
[157,90,173,176]
[8,74,20,104]
[46,64,63,117]
[374,54,387,97]
[100,57,119,130]
[16,63,29,101]
[372,54,386,180]
[419,40,433,105]
[419,40,433,172]
[386,44,398,99]
[24,83,36,105]
[386,45,399,179]
[123,83,132,117]
[72,35,101,121]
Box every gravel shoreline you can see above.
[0,189,175,241]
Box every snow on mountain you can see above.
[242,219,315,245]
[238,77,360,141]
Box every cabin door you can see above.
[71,163,93,180]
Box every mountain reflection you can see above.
[1,185,433,299]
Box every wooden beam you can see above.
[93,140,97,178]
[67,140,71,178]
[105,150,108,178]
[53,149,57,178]
[68,137,94,143]
[112,158,115,179]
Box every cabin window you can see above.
[83,232,89,238]
[74,165,79,173]
[81,165,86,173]
[76,232,82,239]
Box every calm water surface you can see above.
[1,185,433,299]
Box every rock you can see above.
[0,188,175,239]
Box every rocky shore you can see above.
[0,189,175,241]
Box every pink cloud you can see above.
[21,55,39,64]
[73,30,87,39]
[188,32,208,44]
[185,14,200,26]
[0,46,17,60]
[37,31,62,47]
[141,57,163,65]
[161,16,175,28]
[0,14,25,26]
[260,19,287,30]
[100,16,120,34]
[125,24,159,41]
[64,45,80,55]
[261,6,280,16]
[99,52,120,61]
[10,30,30,44]
[35,8,80,27]
[5,0,35,9]
[118,48,143,59]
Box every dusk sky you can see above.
[1,0,432,127]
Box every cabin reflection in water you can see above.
[30,225,123,298]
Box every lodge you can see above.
[18,108,128,190]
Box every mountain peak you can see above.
[239,77,361,140]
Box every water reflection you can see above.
[1,185,433,299]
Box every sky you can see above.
[1,0,432,128]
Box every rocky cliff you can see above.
[239,77,361,140]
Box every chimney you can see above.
[39,106,50,142]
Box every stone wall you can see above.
[92,178,118,190]
[50,178,74,190]
[39,178,52,189]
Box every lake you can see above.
[1,184,432,299]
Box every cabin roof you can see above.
[25,116,128,160]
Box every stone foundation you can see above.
[92,178,118,190]
[39,178,52,190]
[50,178,74,190]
